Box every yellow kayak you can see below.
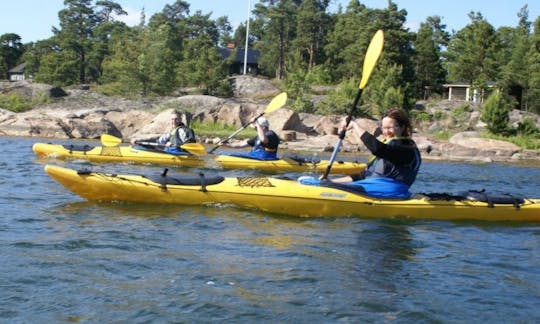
[32,142,204,167]
[32,142,365,175]
[213,154,365,174]
[44,164,540,222]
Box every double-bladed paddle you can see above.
[321,30,384,180]
[208,92,288,154]
[100,134,207,155]
[100,134,122,146]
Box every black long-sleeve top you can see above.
[359,132,421,186]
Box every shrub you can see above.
[517,117,540,137]
[0,93,32,112]
[481,92,511,135]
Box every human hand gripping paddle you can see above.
[100,134,207,155]
[320,29,384,180]
[207,92,288,154]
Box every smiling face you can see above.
[381,116,403,139]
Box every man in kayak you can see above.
[221,116,280,160]
[300,108,421,198]
[158,111,196,150]
[132,111,196,154]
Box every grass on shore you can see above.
[191,120,257,139]
[484,134,540,150]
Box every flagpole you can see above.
[243,0,251,75]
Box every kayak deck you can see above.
[44,165,540,222]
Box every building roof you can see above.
[218,48,260,64]
[443,81,497,88]
[8,62,26,73]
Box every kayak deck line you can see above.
[44,165,540,222]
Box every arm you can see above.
[222,139,250,148]
[255,123,268,144]
[345,119,416,165]
[158,132,170,145]
[360,131,417,165]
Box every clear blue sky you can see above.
[1,0,538,43]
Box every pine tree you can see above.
[252,0,299,79]
[0,33,23,79]
[53,0,99,84]
[481,91,510,134]
[526,17,540,113]
[445,12,500,95]
[292,0,330,70]
[412,16,448,99]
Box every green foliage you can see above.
[481,91,511,135]
[291,96,315,113]
[484,133,540,149]
[445,12,499,85]
[381,87,404,113]
[0,93,31,112]
[451,103,470,123]
[0,92,49,112]
[252,0,299,79]
[177,35,229,95]
[412,17,448,98]
[0,33,24,79]
[432,111,444,120]
[524,17,540,114]
[210,80,233,97]
[35,50,80,86]
[517,117,540,137]
[191,120,256,138]
[365,63,406,115]
[413,111,432,122]
[285,60,315,113]
[431,130,452,140]
[315,78,370,117]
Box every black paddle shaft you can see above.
[321,88,363,179]
[339,88,363,140]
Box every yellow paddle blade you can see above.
[101,134,122,146]
[359,30,384,90]
[264,92,287,114]
[180,142,207,155]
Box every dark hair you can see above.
[171,110,186,126]
[384,108,412,137]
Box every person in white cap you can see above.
[221,116,280,160]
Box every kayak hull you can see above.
[45,165,540,222]
[33,142,365,175]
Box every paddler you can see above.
[131,110,196,154]
[301,108,421,198]
[220,116,280,160]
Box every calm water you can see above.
[1,136,540,323]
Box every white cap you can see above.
[257,117,269,127]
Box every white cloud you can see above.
[114,6,144,26]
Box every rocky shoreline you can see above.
[1,78,539,165]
